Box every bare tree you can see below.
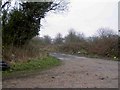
[87,28,118,58]
[54,33,63,44]
[43,35,52,45]
[96,27,116,38]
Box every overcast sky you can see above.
[40,0,118,38]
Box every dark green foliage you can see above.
[21,2,53,19]
[2,1,67,47]
[2,9,35,46]
[2,2,53,46]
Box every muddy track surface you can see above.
[3,53,118,88]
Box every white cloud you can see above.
[40,0,118,38]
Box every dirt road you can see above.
[3,53,118,88]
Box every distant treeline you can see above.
[32,28,118,59]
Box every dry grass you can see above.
[2,42,49,64]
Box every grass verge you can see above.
[2,56,61,80]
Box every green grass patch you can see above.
[2,56,61,79]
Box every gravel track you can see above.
[3,53,118,88]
